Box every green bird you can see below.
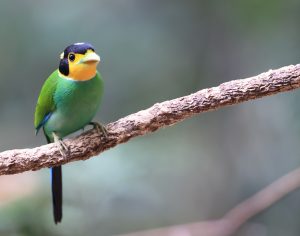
[34,42,106,224]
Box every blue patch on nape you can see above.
[35,112,52,135]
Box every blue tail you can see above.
[51,166,62,224]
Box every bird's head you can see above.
[58,42,100,81]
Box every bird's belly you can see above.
[44,104,97,138]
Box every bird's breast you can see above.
[44,75,103,138]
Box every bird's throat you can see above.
[66,63,97,81]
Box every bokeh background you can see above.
[0,0,300,235]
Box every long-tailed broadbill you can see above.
[34,42,106,224]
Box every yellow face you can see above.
[62,49,100,81]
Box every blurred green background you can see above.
[0,0,300,235]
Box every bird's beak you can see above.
[80,52,100,64]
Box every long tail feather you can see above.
[51,166,62,224]
[44,128,63,224]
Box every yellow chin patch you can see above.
[69,62,98,81]
[67,50,100,81]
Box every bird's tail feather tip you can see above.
[51,166,63,224]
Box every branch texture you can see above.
[1,64,300,175]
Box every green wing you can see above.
[34,70,59,132]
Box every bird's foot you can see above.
[57,140,69,157]
[89,122,108,138]
[52,132,69,158]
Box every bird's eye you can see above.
[69,53,75,61]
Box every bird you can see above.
[34,42,106,224]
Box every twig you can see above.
[0,64,300,175]
[117,167,300,236]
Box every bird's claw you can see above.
[57,140,69,158]
[53,132,69,158]
[89,122,108,138]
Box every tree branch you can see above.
[118,166,300,236]
[1,64,300,175]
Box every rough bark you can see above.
[0,64,300,175]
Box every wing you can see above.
[34,70,59,134]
